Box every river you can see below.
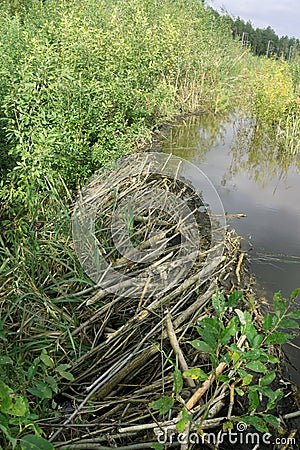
[162,113,300,381]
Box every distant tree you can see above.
[210,7,298,60]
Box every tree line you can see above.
[211,7,299,59]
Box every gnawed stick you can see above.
[235,252,244,284]
[283,410,300,419]
[93,346,158,399]
[184,335,247,412]
[118,416,227,434]
[172,282,216,329]
[166,312,196,388]
[72,282,216,374]
[227,383,235,420]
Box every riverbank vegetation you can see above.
[0,0,300,448]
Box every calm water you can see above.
[162,113,300,380]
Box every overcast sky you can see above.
[209,0,300,39]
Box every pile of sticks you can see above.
[49,156,251,448]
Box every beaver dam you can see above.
[48,153,300,449]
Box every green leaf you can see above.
[9,395,28,417]
[265,331,292,345]
[183,368,208,381]
[173,367,183,395]
[256,385,275,398]
[260,371,276,386]
[244,348,266,361]
[0,380,12,411]
[57,370,74,381]
[149,396,174,415]
[45,377,58,394]
[288,309,300,319]
[212,291,226,317]
[227,291,243,307]
[27,381,52,399]
[261,413,282,430]
[220,353,231,364]
[27,364,39,381]
[218,375,231,383]
[235,387,245,396]
[279,318,299,329]
[0,356,13,365]
[230,343,243,354]
[197,317,220,331]
[242,373,253,386]
[244,322,259,347]
[222,421,233,431]
[220,317,238,345]
[266,354,279,364]
[151,444,164,450]
[237,368,247,377]
[241,416,269,433]
[263,314,273,332]
[0,382,28,416]
[246,360,267,373]
[266,389,283,410]
[55,364,71,371]
[273,292,286,313]
[252,334,263,348]
[176,409,191,433]
[56,364,74,381]
[290,288,300,301]
[40,352,54,369]
[230,351,241,365]
[188,340,210,352]
[248,389,259,411]
[0,424,17,449]
[20,434,54,450]
[196,317,220,350]
[0,413,8,427]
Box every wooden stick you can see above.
[119,416,227,434]
[235,252,244,284]
[283,410,300,419]
[227,383,235,419]
[184,335,247,412]
[166,312,196,388]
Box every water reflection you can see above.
[229,116,300,187]
[165,114,227,162]
[162,113,300,290]
[166,114,300,187]
[162,112,300,382]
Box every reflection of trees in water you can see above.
[163,114,228,162]
[227,116,300,187]
[163,113,300,188]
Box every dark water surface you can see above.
[162,114,300,380]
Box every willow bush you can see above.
[0,0,247,198]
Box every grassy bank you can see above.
[0,0,299,448]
